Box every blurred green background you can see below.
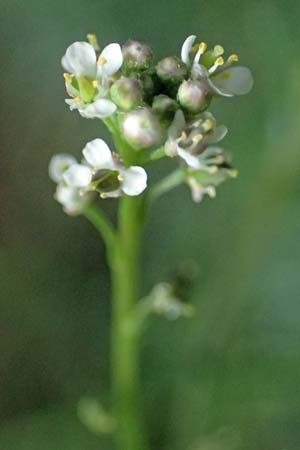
[1,0,300,449]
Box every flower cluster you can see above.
[49,33,253,213]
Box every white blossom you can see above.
[49,153,90,215]
[62,40,123,118]
[180,35,253,97]
[63,138,147,198]
[48,154,77,183]
[165,110,228,170]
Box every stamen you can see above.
[207,165,218,174]
[117,174,124,182]
[180,131,188,141]
[192,134,203,144]
[206,186,216,198]
[63,73,72,82]
[92,80,98,88]
[198,42,207,54]
[202,118,214,132]
[98,56,107,65]
[228,54,239,63]
[194,42,207,63]
[74,97,82,104]
[214,45,224,56]
[208,56,224,74]
[191,119,203,128]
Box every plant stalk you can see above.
[110,195,149,450]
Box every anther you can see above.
[214,45,224,56]
[98,56,107,65]
[63,73,72,82]
[228,54,239,63]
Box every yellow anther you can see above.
[202,118,214,132]
[192,134,203,144]
[228,54,239,63]
[74,97,81,104]
[208,165,218,174]
[198,42,207,54]
[92,80,98,88]
[117,174,124,181]
[215,56,224,66]
[98,56,107,65]
[63,73,72,82]
[180,131,188,140]
[192,119,203,128]
[214,45,224,56]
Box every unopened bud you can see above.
[110,76,143,111]
[177,80,211,113]
[122,40,153,72]
[156,56,187,84]
[152,95,178,122]
[122,107,163,150]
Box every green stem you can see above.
[147,168,185,208]
[83,203,116,258]
[110,195,149,450]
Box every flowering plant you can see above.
[49,33,253,450]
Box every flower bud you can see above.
[110,76,143,111]
[122,107,163,150]
[122,40,153,72]
[177,80,211,113]
[152,95,178,122]
[156,56,187,84]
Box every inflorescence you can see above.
[49,34,253,214]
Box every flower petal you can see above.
[122,166,147,196]
[63,164,92,188]
[200,146,224,159]
[210,66,254,96]
[181,35,196,65]
[177,148,201,169]
[49,154,77,183]
[98,43,123,77]
[62,42,97,78]
[55,184,84,214]
[207,125,228,144]
[82,138,113,169]
[79,99,116,119]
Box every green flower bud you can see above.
[122,40,153,72]
[152,95,178,122]
[110,76,143,111]
[122,107,163,150]
[139,72,155,101]
[177,80,211,113]
[156,56,187,84]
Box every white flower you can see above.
[62,40,123,118]
[49,153,90,215]
[55,183,88,215]
[186,178,216,203]
[63,138,147,198]
[180,35,253,97]
[184,146,238,203]
[165,110,228,169]
[49,153,77,183]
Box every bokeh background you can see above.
[1,0,300,449]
